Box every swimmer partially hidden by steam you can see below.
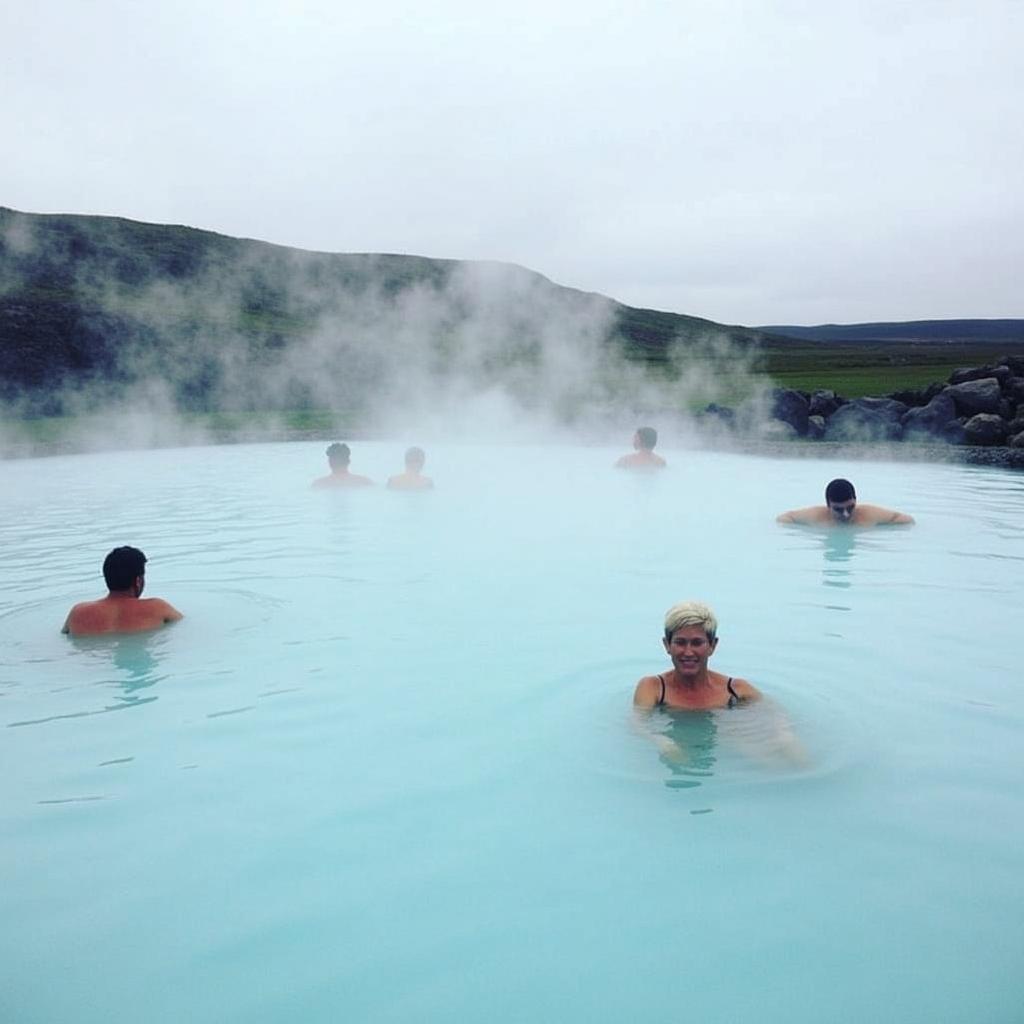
[387,447,434,490]
[614,426,666,469]
[776,477,914,527]
[312,442,373,488]
[62,546,183,636]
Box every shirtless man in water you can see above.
[62,546,183,636]
[777,477,914,527]
[312,442,373,488]
[614,426,667,469]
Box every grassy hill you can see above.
[0,207,768,423]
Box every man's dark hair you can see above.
[636,426,658,450]
[825,478,856,504]
[326,442,351,468]
[103,546,147,591]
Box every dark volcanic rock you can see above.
[1010,431,1024,449]
[946,378,1002,415]
[1001,355,1024,375]
[1005,379,1024,403]
[901,392,957,440]
[761,418,799,440]
[941,420,967,444]
[963,413,1009,446]
[824,401,903,441]
[808,389,842,418]
[700,403,735,426]
[769,388,809,435]
[949,365,1012,385]
[856,396,908,418]
[806,414,826,440]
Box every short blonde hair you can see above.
[664,600,718,641]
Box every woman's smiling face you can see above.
[663,625,717,677]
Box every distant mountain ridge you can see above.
[759,320,1024,344]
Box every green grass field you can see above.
[759,342,1017,398]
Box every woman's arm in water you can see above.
[727,694,809,768]
[630,702,687,763]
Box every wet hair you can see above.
[636,426,658,450]
[326,442,351,468]
[664,600,718,642]
[404,446,425,468]
[103,546,147,591]
[825,478,856,504]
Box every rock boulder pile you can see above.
[704,354,1024,450]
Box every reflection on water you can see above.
[821,528,858,591]
[654,709,719,789]
[71,632,169,708]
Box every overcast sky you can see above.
[3,1,1021,325]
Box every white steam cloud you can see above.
[0,211,770,456]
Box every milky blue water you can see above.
[2,441,1023,1023]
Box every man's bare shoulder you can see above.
[62,600,98,634]
[856,504,915,525]
[776,505,829,524]
[616,454,666,469]
[142,598,184,622]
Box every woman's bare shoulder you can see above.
[731,676,762,701]
[633,673,663,706]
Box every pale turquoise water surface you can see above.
[2,442,1023,1022]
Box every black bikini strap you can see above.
[657,674,666,706]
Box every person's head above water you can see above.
[326,442,351,470]
[664,599,718,642]
[102,546,147,594]
[825,478,856,504]
[404,446,426,470]
[825,478,857,522]
[615,425,666,468]
[635,426,658,451]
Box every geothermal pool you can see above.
[2,441,1023,1023]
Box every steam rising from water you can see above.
[0,212,767,455]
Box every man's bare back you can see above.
[614,450,667,469]
[63,595,183,636]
